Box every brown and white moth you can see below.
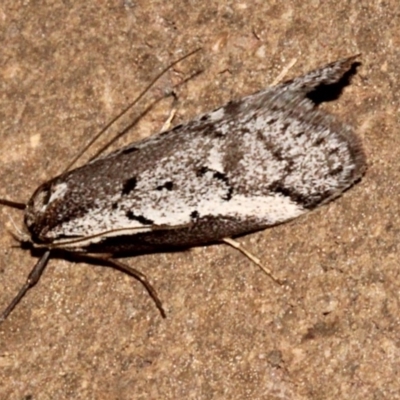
[0,55,366,321]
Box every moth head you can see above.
[24,179,69,242]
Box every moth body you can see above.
[0,55,366,321]
[24,56,365,255]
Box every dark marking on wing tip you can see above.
[126,211,153,225]
[307,60,360,105]
[156,181,174,191]
[122,177,137,195]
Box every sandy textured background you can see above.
[0,1,399,399]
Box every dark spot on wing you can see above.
[330,165,344,176]
[190,210,199,220]
[196,167,233,201]
[126,211,153,225]
[200,114,209,121]
[283,159,295,174]
[224,100,241,116]
[269,182,311,208]
[122,177,137,195]
[271,148,284,161]
[295,131,306,138]
[209,129,225,138]
[112,202,118,210]
[156,181,174,191]
[196,166,209,177]
[223,187,233,201]
[329,147,340,156]
[212,171,226,181]
[121,146,138,154]
[266,118,278,125]
[269,103,280,113]
[171,124,183,131]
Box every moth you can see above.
[0,55,366,321]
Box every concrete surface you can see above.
[0,1,399,399]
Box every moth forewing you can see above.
[1,55,365,322]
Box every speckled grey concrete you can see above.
[1,1,399,399]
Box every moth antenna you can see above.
[0,199,26,210]
[0,250,51,322]
[64,48,203,172]
[87,68,203,163]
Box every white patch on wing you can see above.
[208,107,225,122]
[49,192,304,239]
[44,182,68,211]
[198,194,305,224]
[206,145,224,172]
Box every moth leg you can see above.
[222,238,283,285]
[271,58,298,86]
[84,255,166,318]
[160,92,178,132]
[0,250,51,322]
